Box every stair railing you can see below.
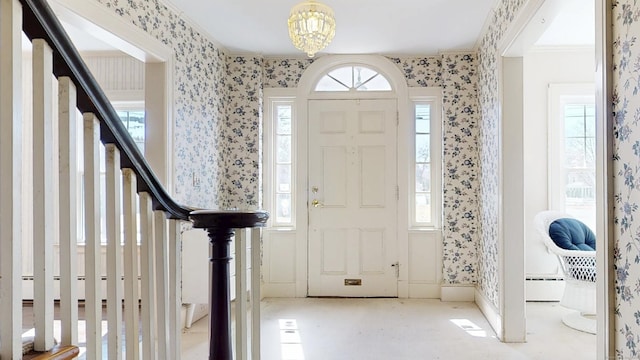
[0,0,267,359]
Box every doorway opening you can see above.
[499,0,611,354]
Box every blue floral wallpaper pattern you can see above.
[613,1,640,357]
[86,0,640,355]
[93,0,227,209]
[440,54,481,285]
[262,55,482,285]
[263,58,315,88]
[387,57,443,88]
[222,56,264,209]
[476,0,527,309]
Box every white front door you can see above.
[307,99,398,297]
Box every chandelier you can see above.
[287,0,336,58]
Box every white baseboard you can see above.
[474,288,502,339]
[181,303,209,329]
[262,283,297,298]
[408,284,441,299]
[525,279,564,301]
[440,285,475,301]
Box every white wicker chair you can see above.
[534,210,596,334]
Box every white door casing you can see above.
[307,99,398,297]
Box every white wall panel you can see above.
[268,232,297,283]
[408,232,440,283]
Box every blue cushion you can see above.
[548,218,596,251]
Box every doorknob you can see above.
[311,199,323,208]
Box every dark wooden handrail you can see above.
[18,2,270,359]
[19,0,191,219]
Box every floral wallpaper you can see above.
[81,0,640,355]
[440,54,481,285]
[222,56,264,209]
[262,55,482,286]
[612,1,640,357]
[91,0,227,209]
[263,58,315,88]
[476,0,527,309]
[387,57,443,88]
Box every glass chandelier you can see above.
[287,0,336,58]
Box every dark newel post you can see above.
[190,210,269,360]
[207,227,234,359]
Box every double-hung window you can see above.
[548,84,596,230]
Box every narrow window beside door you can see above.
[411,98,440,229]
[414,103,432,224]
[265,98,296,227]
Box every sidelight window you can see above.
[410,93,441,228]
[264,97,296,227]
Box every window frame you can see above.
[548,83,596,229]
[410,91,442,229]
[314,65,392,92]
[263,90,297,228]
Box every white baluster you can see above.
[123,169,140,360]
[168,220,182,360]
[139,192,157,360]
[251,228,262,360]
[235,229,248,360]
[154,210,170,359]
[84,112,103,359]
[32,37,56,352]
[106,144,124,359]
[0,0,23,357]
[58,76,79,346]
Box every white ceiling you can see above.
[536,0,595,46]
[59,0,594,56]
[163,0,497,56]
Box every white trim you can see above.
[475,288,502,337]
[49,0,176,194]
[408,284,441,299]
[499,0,555,58]
[48,0,172,62]
[495,0,561,344]
[595,0,615,356]
[529,45,596,53]
[440,286,475,301]
[498,56,526,342]
[296,55,410,298]
[408,88,443,230]
[262,89,297,229]
[161,0,228,53]
[496,0,607,347]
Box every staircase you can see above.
[0,0,266,358]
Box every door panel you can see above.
[308,99,398,297]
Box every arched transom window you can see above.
[315,65,392,92]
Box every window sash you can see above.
[411,101,437,227]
